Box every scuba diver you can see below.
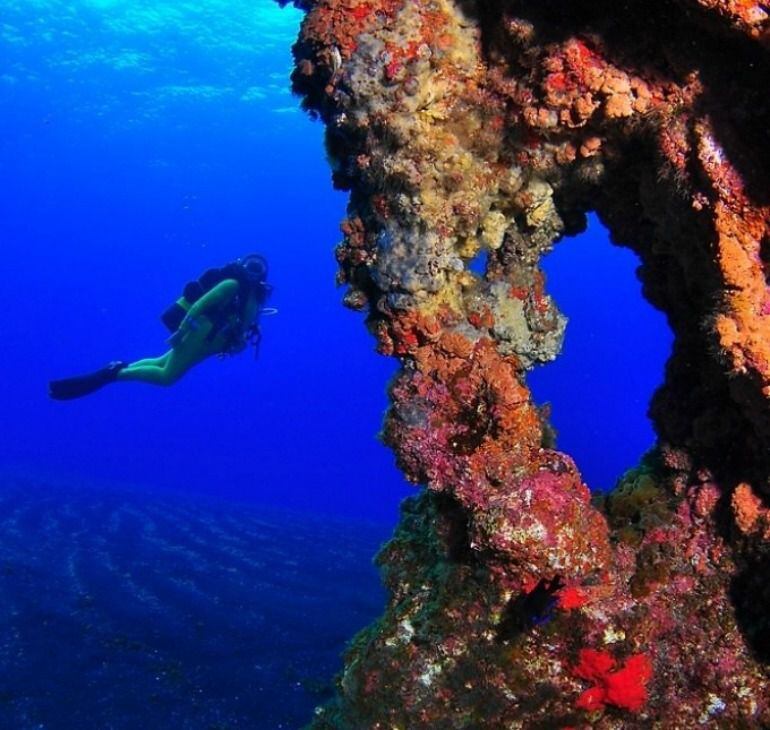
[49,254,273,400]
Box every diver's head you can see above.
[236,253,271,302]
[239,253,268,282]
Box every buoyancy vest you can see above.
[161,266,245,331]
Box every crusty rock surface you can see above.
[282,0,770,726]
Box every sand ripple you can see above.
[0,481,386,729]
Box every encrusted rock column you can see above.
[281,0,770,726]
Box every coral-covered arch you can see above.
[280,0,770,725]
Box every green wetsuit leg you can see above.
[116,353,172,385]
[116,322,216,386]
[125,354,170,369]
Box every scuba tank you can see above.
[160,267,224,332]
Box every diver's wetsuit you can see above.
[49,278,260,399]
[117,278,259,386]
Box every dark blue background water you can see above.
[0,0,671,521]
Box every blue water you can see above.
[0,0,407,523]
[529,216,673,490]
[0,0,672,726]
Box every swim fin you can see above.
[48,361,127,400]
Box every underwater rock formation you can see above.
[281,0,770,726]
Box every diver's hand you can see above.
[167,314,201,348]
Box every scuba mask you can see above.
[236,253,272,302]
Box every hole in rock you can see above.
[468,248,488,275]
[527,214,673,492]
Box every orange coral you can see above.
[731,482,769,539]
